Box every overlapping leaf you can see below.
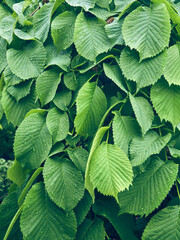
[66,0,95,11]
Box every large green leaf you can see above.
[142,205,180,240]
[74,12,110,61]
[46,107,69,144]
[3,66,22,86]
[51,11,76,51]
[0,15,16,43]
[89,142,133,198]
[7,41,46,80]
[118,157,178,216]
[66,0,95,11]
[0,3,11,21]
[36,69,61,106]
[75,81,107,136]
[96,0,110,9]
[112,112,140,156]
[43,157,84,212]
[115,0,136,12]
[120,47,167,88]
[14,113,52,169]
[53,89,72,111]
[0,37,7,73]
[122,4,171,60]
[151,79,180,129]
[129,94,154,135]
[20,182,77,240]
[130,131,171,166]
[164,43,180,86]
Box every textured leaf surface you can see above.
[96,0,110,9]
[51,11,76,51]
[0,37,7,73]
[122,4,171,60]
[53,90,72,111]
[7,160,25,187]
[36,69,61,106]
[129,94,154,135]
[130,131,171,166]
[113,112,140,156]
[120,48,167,88]
[46,107,69,144]
[14,113,52,169]
[7,41,46,80]
[142,205,180,240]
[151,79,180,129]
[74,12,110,61]
[7,80,32,101]
[164,43,180,85]
[3,66,22,86]
[66,0,95,11]
[118,158,178,216]
[75,81,107,136]
[0,15,16,43]
[90,142,133,198]
[20,182,77,240]
[43,157,84,211]
[115,0,135,12]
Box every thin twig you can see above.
[30,6,40,16]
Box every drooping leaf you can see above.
[36,69,61,106]
[46,107,69,144]
[130,130,171,166]
[0,37,7,73]
[14,113,52,169]
[43,157,84,212]
[66,0,95,11]
[51,11,77,51]
[120,47,167,88]
[53,89,72,111]
[151,79,180,129]
[7,159,25,187]
[118,157,178,216]
[20,182,77,240]
[122,4,171,60]
[7,41,46,80]
[129,94,154,135]
[164,43,180,86]
[112,112,140,156]
[90,142,133,198]
[75,81,107,136]
[0,15,16,43]
[74,12,110,61]
[142,205,180,240]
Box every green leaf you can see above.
[74,191,92,226]
[51,11,77,51]
[76,217,105,240]
[74,12,110,61]
[1,88,39,126]
[103,63,127,93]
[120,47,167,88]
[96,0,110,9]
[7,41,46,80]
[115,0,136,12]
[14,113,52,169]
[0,3,11,21]
[64,72,77,91]
[48,142,65,157]
[67,147,89,174]
[43,157,84,212]
[36,69,61,106]
[142,205,180,240]
[89,5,115,20]
[112,112,140,156]
[0,37,7,73]
[33,2,54,43]
[164,43,180,86]
[122,4,171,60]
[151,79,180,129]
[75,81,107,136]
[20,182,77,240]
[53,89,72,111]
[90,142,133,198]
[46,107,69,144]
[66,0,95,11]
[130,131,171,166]
[14,29,34,40]
[129,94,154,135]
[7,160,25,187]
[118,157,178,216]
[3,66,22,86]
[0,15,16,43]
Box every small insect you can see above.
[106,17,114,24]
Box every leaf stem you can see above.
[176,181,180,201]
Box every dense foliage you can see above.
[0,0,180,239]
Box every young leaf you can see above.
[118,157,178,216]
[46,107,69,144]
[122,4,171,60]
[130,131,171,166]
[151,79,180,129]
[43,157,84,212]
[75,81,107,136]
[66,0,95,11]
[20,182,77,240]
[14,113,52,169]
[90,142,133,199]
[129,94,154,135]
[74,12,110,61]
